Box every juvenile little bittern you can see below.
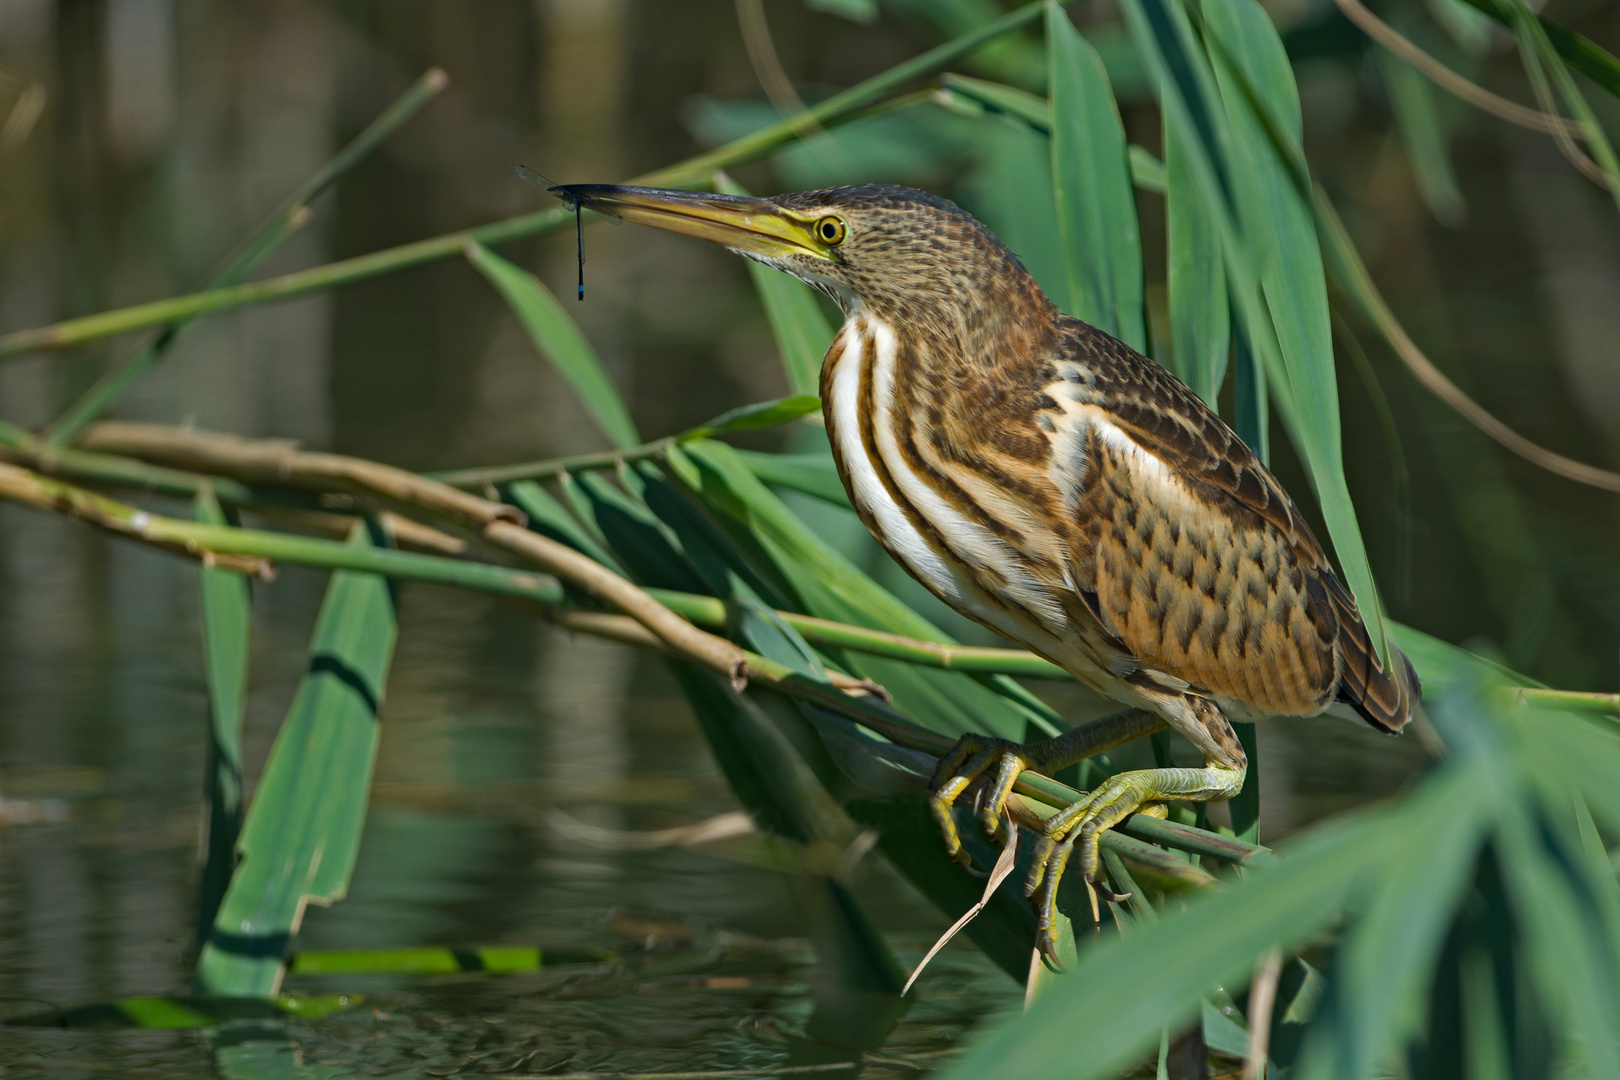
[554,181,1419,956]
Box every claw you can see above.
[928,734,1032,867]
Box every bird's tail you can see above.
[1328,578,1421,734]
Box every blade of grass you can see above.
[682,395,823,439]
[193,486,251,946]
[193,521,398,997]
[1142,0,1393,666]
[42,69,448,445]
[1163,109,1228,404]
[1379,44,1466,226]
[934,799,1401,1080]
[1047,1,1145,349]
[464,241,640,450]
[715,175,836,396]
[0,3,1065,362]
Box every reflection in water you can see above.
[536,628,633,874]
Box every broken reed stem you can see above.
[1243,948,1283,1080]
[0,462,271,577]
[0,452,1264,873]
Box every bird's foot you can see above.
[927,734,1035,870]
[1021,771,1163,962]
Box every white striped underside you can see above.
[825,315,1103,676]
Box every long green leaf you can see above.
[1123,0,1391,665]
[714,176,838,396]
[194,488,251,946]
[682,395,823,439]
[1047,1,1145,349]
[1163,109,1228,404]
[936,802,1400,1079]
[463,241,640,450]
[1292,760,1494,1079]
[1379,46,1466,226]
[194,523,398,997]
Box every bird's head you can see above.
[552,182,1051,330]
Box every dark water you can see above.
[1,0,1615,1076]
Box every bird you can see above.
[548,180,1420,958]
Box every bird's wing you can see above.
[1045,324,1413,728]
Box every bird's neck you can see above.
[833,277,1061,384]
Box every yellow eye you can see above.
[815,216,846,245]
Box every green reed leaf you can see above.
[1163,109,1228,404]
[715,176,837,396]
[193,488,251,947]
[1379,46,1466,227]
[936,801,1398,1079]
[733,449,851,506]
[1047,1,1144,349]
[193,522,397,998]
[683,395,823,439]
[464,241,639,450]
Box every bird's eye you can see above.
[815,216,846,245]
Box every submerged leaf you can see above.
[194,523,397,998]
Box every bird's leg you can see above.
[928,708,1167,867]
[1023,697,1246,962]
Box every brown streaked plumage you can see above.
[556,180,1420,959]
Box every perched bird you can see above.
[552,180,1419,957]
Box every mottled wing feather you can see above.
[1055,322,1415,730]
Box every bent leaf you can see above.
[464,240,640,450]
[193,522,398,998]
[682,395,823,439]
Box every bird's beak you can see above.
[551,184,832,260]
